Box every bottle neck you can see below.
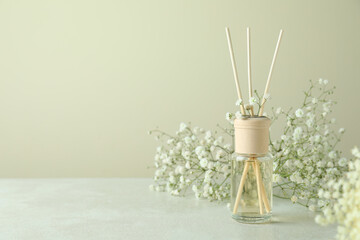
[236,153,269,158]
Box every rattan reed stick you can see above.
[247,27,254,116]
[225,27,246,115]
[232,161,250,214]
[253,160,264,214]
[259,167,271,213]
[258,29,283,116]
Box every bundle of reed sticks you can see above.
[225,27,283,214]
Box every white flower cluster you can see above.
[315,147,360,240]
[269,79,346,208]
[233,90,270,116]
[150,78,356,239]
[148,122,232,201]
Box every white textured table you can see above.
[0,178,336,240]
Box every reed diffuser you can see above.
[225,27,283,223]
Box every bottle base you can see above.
[231,213,272,224]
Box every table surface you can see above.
[0,178,336,240]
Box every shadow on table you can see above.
[271,212,314,224]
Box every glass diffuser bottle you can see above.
[231,116,273,223]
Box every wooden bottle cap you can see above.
[234,116,271,155]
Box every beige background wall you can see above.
[0,0,359,177]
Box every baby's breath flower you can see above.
[235,111,242,119]
[200,158,208,168]
[352,147,360,158]
[315,148,360,239]
[291,195,298,203]
[323,191,331,199]
[235,99,242,106]
[338,158,347,167]
[249,97,257,106]
[184,137,192,145]
[297,149,305,157]
[179,122,187,132]
[328,151,337,159]
[264,93,271,100]
[295,108,304,118]
[225,112,234,124]
[323,102,331,113]
[306,119,314,127]
[293,127,303,140]
[270,79,349,231]
[280,135,288,141]
[182,151,191,160]
[205,131,212,140]
[169,175,176,184]
[308,205,316,212]
[273,174,281,183]
[171,189,180,196]
[150,121,232,201]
